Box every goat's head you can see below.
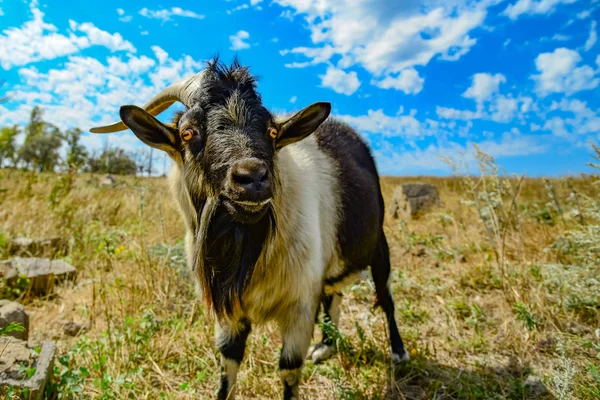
[91,58,330,224]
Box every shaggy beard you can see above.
[193,196,274,319]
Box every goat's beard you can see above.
[193,196,274,319]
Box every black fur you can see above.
[371,233,407,359]
[217,374,230,400]
[279,355,303,371]
[315,119,383,275]
[198,57,262,108]
[314,119,407,359]
[283,382,296,400]
[218,319,252,362]
[199,202,274,317]
[320,293,334,345]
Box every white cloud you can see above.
[436,106,480,120]
[584,21,597,51]
[279,10,295,20]
[279,46,335,68]
[227,4,249,14]
[532,47,599,95]
[71,21,136,53]
[229,30,251,50]
[502,0,576,20]
[116,8,133,22]
[0,50,203,137]
[338,108,424,137]
[276,0,493,92]
[372,68,424,95]
[251,0,264,5]
[463,73,506,103]
[439,79,534,124]
[373,131,550,174]
[0,4,135,70]
[490,95,519,122]
[289,96,297,104]
[550,34,570,41]
[319,65,360,95]
[139,7,204,22]
[0,7,5,17]
[543,98,600,137]
[577,10,591,19]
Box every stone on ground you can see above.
[0,338,56,400]
[0,300,29,341]
[0,257,77,295]
[7,236,68,258]
[100,174,116,186]
[63,321,88,337]
[389,183,440,218]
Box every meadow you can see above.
[0,148,599,399]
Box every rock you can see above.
[412,246,427,257]
[7,236,69,258]
[566,321,590,336]
[389,184,440,218]
[524,375,547,397]
[100,174,116,186]
[63,321,88,337]
[0,301,29,341]
[1,257,77,295]
[0,338,56,400]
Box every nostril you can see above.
[232,172,256,186]
[259,170,269,183]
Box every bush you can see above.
[88,148,137,175]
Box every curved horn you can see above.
[90,71,205,133]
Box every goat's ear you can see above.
[120,105,179,155]
[276,102,331,149]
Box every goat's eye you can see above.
[182,128,196,141]
[268,127,278,139]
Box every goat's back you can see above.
[314,119,384,269]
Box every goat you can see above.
[90,58,409,399]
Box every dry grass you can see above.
[0,161,599,399]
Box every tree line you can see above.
[0,106,160,175]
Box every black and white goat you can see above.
[91,59,408,400]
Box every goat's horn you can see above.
[90,71,205,133]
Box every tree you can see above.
[88,148,137,175]
[63,128,88,170]
[25,106,48,141]
[0,125,19,167]
[18,132,63,172]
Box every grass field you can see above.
[1,150,599,399]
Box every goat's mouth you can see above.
[221,196,272,224]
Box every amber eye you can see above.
[182,128,195,141]
[268,127,278,139]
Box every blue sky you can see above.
[0,0,599,176]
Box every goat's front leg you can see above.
[215,319,251,400]
[278,302,318,400]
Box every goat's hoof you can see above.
[392,350,410,365]
[307,343,334,364]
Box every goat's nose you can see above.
[230,159,271,197]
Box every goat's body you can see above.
[94,58,407,400]
[170,118,407,399]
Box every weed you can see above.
[513,302,541,331]
[552,342,577,400]
[0,321,26,336]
